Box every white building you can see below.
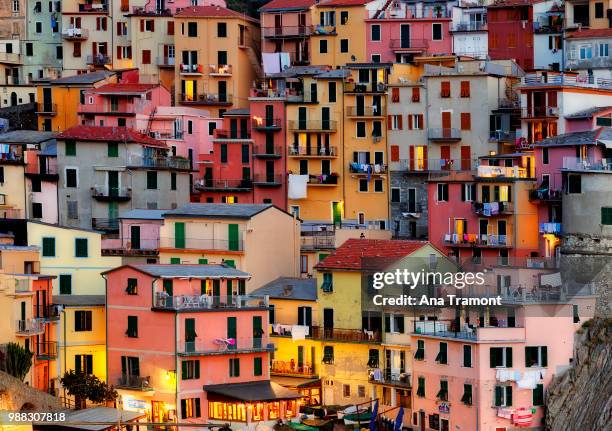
[532,0,564,70]
[566,29,612,80]
[451,0,488,58]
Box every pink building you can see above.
[104,264,301,426]
[133,0,226,14]
[78,83,171,129]
[366,0,453,63]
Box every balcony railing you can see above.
[253,145,283,157]
[286,90,317,103]
[369,369,412,388]
[156,56,175,67]
[213,129,252,140]
[451,22,487,32]
[250,87,286,98]
[397,158,478,172]
[208,64,232,76]
[390,39,429,50]
[489,130,517,142]
[78,2,108,12]
[160,236,244,251]
[300,235,335,250]
[472,201,514,216]
[0,209,24,219]
[287,120,337,131]
[36,304,61,321]
[15,318,46,335]
[522,72,612,90]
[180,337,272,355]
[61,28,89,40]
[311,326,381,343]
[346,106,385,117]
[262,26,313,38]
[117,375,153,391]
[253,174,283,185]
[0,52,23,64]
[154,293,268,310]
[271,360,316,377]
[91,186,132,201]
[427,128,461,141]
[349,163,387,174]
[37,342,58,360]
[289,146,337,157]
[344,82,387,93]
[308,174,338,185]
[521,106,559,118]
[476,165,529,179]
[149,129,183,140]
[562,157,612,172]
[251,118,282,130]
[36,103,58,114]
[127,155,192,170]
[92,218,119,231]
[86,55,111,65]
[179,93,233,105]
[179,63,204,74]
[443,233,511,247]
[195,178,253,190]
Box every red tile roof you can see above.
[566,28,612,39]
[175,6,260,23]
[260,0,317,11]
[315,239,430,271]
[487,0,532,8]
[318,0,368,6]
[89,83,158,94]
[57,126,167,148]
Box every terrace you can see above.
[178,336,273,356]
[562,157,612,172]
[369,369,412,388]
[15,318,46,336]
[262,26,313,38]
[159,236,244,252]
[397,158,478,172]
[37,341,58,360]
[443,233,512,248]
[427,128,462,142]
[271,360,317,377]
[253,174,284,186]
[116,375,153,391]
[91,186,132,202]
[521,72,612,90]
[154,293,267,310]
[412,319,526,342]
[476,165,530,179]
[179,93,233,106]
[194,178,253,191]
[287,120,337,132]
[289,146,337,157]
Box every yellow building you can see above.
[310,0,368,68]
[36,71,116,132]
[158,203,300,290]
[174,5,262,116]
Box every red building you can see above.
[487,0,534,71]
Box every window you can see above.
[371,24,381,41]
[595,2,604,18]
[461,183,476,202]
[126,316,138,337]
[300,254,308,273]
[340,39,349,53]
[356,122,366,137]
[209,122,216,135]
[460,113,471,130]
[460,81,470,97]
[432,23,442,41]
[358,385,366,398]
[187,22,197,37]
[596,116,612,126]
[598,43,609,57]
[359,179,368,192]
[42,238,55,257]
[437,183,448,201]
[370,178,382,192]
[32,203,43,219]
[182,360,200,380]
[409,114,424,130]
[75,354,93,375]
[60,274,72,294]
[414,339,424,360]
[67,201,78,219]
[461,384,473,405]
[56,46,63,59]
[391,188,400,203]
[167,21,174,35]
[579,44,593,59]
[107,142,119,157]
[602,207,612,225]
[320,11,335,26]
[494,385,513,407]
[343,384,351,397]
[142,49,151,64]
[340,11,349,24]
[319,40,328,54]
[389,115,402,130]
[220,144,228,163]
[323,346,334,364]
[434,342,448,364]
[412,87,420,102]
[321,273,333,292]
[490,347,513,368]
[525,346,548,367]
[542,147,549,164]
[371,54,381,63]
[229,358,240,377]
[65,140,76,156]
[437,380,448,401]
[75,310,92,331]
[416,376,425,397]
[146,171,157,189]
[533,384,544,406]
[181,398,201,418]
[254,357,263,376]
[126,278,138,295]
[463,345,472,367]
[170,257,181,264]
[568,174,581,194]
[440,81,450,97]
[75,238,88,257]
[217,22,227,37]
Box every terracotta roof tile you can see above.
[57,126,167,148]
[175,6,260,23]
[318,0,368,6]
[315,239,430,271]
[566,28,612,39]
[89,83,158,94]
[260,0,317,11]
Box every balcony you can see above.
[195,178,253,191]
[472,201,514,216]
[253,174,283,186]
[311,326,381,343]
[179,63,204,75]
[0,209,24,219]
[529,188,562,202]
[91,186,132,202]
[178,93,233,106]
[521,106,559,119]
[489,130,517,143]
[253,145,283,158]
[349,163,387,175]
[562,157,612,172]
[398,158,477,172]
[476,165,530,179]
[92,218,119,232]
[286,90,318,103]
[160,236,244,252]
[443,233,511,248]
[369,369,412,388]
[78,2,109,13]
[179,337,273,356]
[127,155,192,170]
[307,174,338,186]
[36,304,61,322]
[78,102,142,116]
[451,22,487,32]
[343,82,387,93]
[156,56,175,67]
[427,128,461,142]
[154,293,268,311]
[0,145,24,164]
[287,120,337,132]
[208,64,233,76]
[36,103,57,115]
[86,55,112,66]
[412,320,525,342]
[0,52,23,64]
[271,360,317,377]
[521,72,612,90]
[262,26,313,38]
[149,129,184,140]
[289,146,337,157]
[390,39,429,52]
[25,160,59,180]
[250,87,286,99]
[117,375,153,391]
[539,222,562,235]
[37,342,58,360]
[251,118,282,130]
[15,318,46,336]
[300,234,335,250]
[346,106,385,117]
[61,28,89,40]
[213,129,252,140]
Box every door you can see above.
[299,13,306,33]
[265,105,274,125]
[174,222,185,249]
[274,14,282,36]
[356,95,365,116]
[323,308,333,338]
[227,317,237,350]
[130,225,140,249]
[266,160,275,182]
[42,88,52,112]
[400,24,410,48]
[228,224,239,251]
[218,81,227,102]
[332,202,341,224]
[204,167,213,187]
[298,107,307,129]
[253,316,262,348]
[230,118,238,138]
[498,220,507,244]
[419,411,425,431]
[185,318,196,351]
[442,112,452,137]
[321,107,330,130]
[108,202,118,225]
[461,146,471,170]
[408,188,416,212]
[440,146,451,169]
[310,82,317,102]
[108,171,119,197]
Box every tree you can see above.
[60,371,118,410]
[3,342,33,381]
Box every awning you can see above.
[204,381,303,402]
[34,407,145,431]
[272,375,321,389]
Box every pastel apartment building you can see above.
[565,28,612,80]
[487,0,535,71]
[450,0,489,59]
[174,5,262,116]
[104,264,301,426]
[23,132,59,224]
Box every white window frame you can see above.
[437,183,448,201]
[526,346,547,367]
[579,44,593,59]
[411,114,423,130]
[598,42,609,57]
[64,166,79,188]
[464,183,475,201]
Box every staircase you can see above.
[145,106,157,136]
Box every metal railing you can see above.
[460,256,559,270]
[344,82,387,93]
[287,120,337,131]
[489,130,517,142]
[311,326,381,343]
[451,22,487,32]
[286,90,317,103]
[271,360,316,377]
[0,209,24,219]
[308,174,338,185]
[253,174,284,185]
[346,106,385,117]
[92,218,119,231]
[36,103,58,114]
[91,186,132,200]
[180,337,272,355]
[127,155,192,170]
[522,72,612,90]
[16,318,46,335]
[300,235,335,250]
[251,118,282,129]
[86,55,111,65]
[521,106,559,118]
[262,26,313,38]
[61,28,89,39]
[472,201,514,215]
[250,87,286,98]
[289,146,337,157]
[369,369,411,387]
[213,129,251,140]
[397,158,478,172]
[37,341,58,359]
[253,145,283,157]
[159,236,244,251]
[179,63,204,74]
[156,56,175,67]
[476,165,528,179]
[562,157,612,172]
[427,128,461,140]
[178,93,233,105]
[154,293,268,310]
[529,188,562,201]
[117,375,152,390]
[443,233,511,247]
[208,64,232,75]
[195,178,253,190]
[36,304,61,321]
[390,39,429,50]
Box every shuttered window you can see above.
[440,81,450,97]
[59,274,72,294]
[75,238,88,257]
[42,237,55,257]
[254,357,263,376]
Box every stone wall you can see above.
[0,371,61,412]
[389,172,429,239]
[0,103,37,131]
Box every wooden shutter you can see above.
[116,22,122,35]
[409,145,414,170]
[227,317,237,339]
[461,146,471,170]
[461,113,471,130]
[547,91,557,107]
[140,19,144,32]
[126,46,132,59]
[407,115,412,130]
[387,115,392,130]
[423,146,428,170]
[417,114,424,129]
[92,42,97,56]
[391,87,399,102]
[142,50,151,64]
[116,46,122,59]
[398,115,403,130]
[96,18,100,31]
[168,21,174,35]
[412,87,420,102]
[441,81,450,97]
[460,81,470,97]
[174,222,185,248]
[150,20,154,32]
[441,145,451,162]
[390,145,399,162]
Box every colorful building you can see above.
[565,28,612,80]
[450,0,489,59]
[487,0,535,71]
[104,264,301,427]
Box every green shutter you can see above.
[185,318,196,341]
[506,347,513,367]
[195,360,200,378]
[228,224,239,251]
[227,317,237,339]
[75,238,88,257]
[238,279,246,295]
[224,259,235,268]
[505,386,512,406]
[541,346,548,367]
[146,171,157,189]
[490,348,498,368]
[602,207,612,225]
[180,399,187,418]
[213,280,220,297]
[175,222,185,249]
[170,257,181,264]
[59,274,71,294]
[42,237,55,257]
[182,361,188,380]
[227,280,233,300]
[65,140,76,156]
[108,142,119,157]
[195,398,201,417]
[494,386,503,406]
[198,258,208,264]
[254,357,262,376]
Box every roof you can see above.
[565,106,612,119]
[103,264,251,279]
[223,108,250,116]
[204,381,303,402]
[0,130,56,145]
[39,139,57,156]
[163,203,280,219]
[27,220,103,234]
[89,83,158,95]
[251,277,317,301]
[260,0,317,12]
[487,0,532,8]
[535,127,612,148]
[566,28,612,39]
[53,295,106,306]
[315,238,430,271]
[318,0,369,6]
[48,70,114,86]
[272,376,321,389]
[175,6,260,23]
[57,126,167,148]
[316,69,350,79]
[344,62,393,69]
[34,407,145,431]
[119,209,166,220]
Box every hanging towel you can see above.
[444,234,451,242]
[291,325,308,341]
[491,202,499,215]
[288,174,308,199]
[517,370,540,389]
